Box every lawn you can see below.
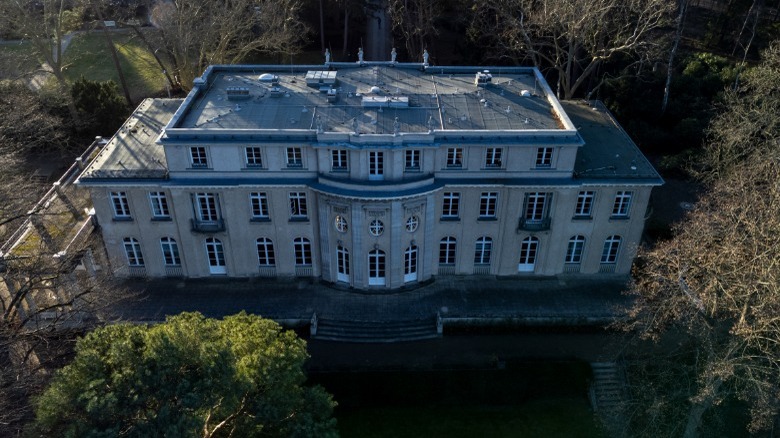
[0,41,42,79]
[62,30,165,101]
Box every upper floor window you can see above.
[524,192,550,222]
[334,215,348,233]
[565,235,586,264]
[256,238,276,266]
[369,151,384,180]
[110,191,131,219]
[286,147,303,168]
[442,192,460,219]
[249,192,269,220]
[611,191,633,218]
[289,192,308,219]
[245,147,263,167]
[405,149,421,171]
[446,148,463,168]
[535,147,553,168]
[479,192,498,218]
[148,191,170,219]
[369,219,384,237]
[193,193,220,222]
[574,191,595,218]
[331,150,348,172]
[190,146,208,168]
[123,237,144,266]
[601,235,622,264]
[293,237,312,266]
[439,237,457,265]
[485,148,502,168]
[160,237,181,266]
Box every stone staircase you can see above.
[312,316,440,343]
[589,361,629,437]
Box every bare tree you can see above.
[625,42,780,436]
[474,0,675,100]
[149,0,309,90]
[387,0,442,60]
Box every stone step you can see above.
[313,317,440,343]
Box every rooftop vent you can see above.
[305,70,338,87]
[475,70,492,86]
[520,89,531,97]
[370,86,382,94]
[226,86,250,100]
[258,73,279,84]
[362,96,409,108]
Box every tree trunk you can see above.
[93,5,133,107]
[342,5,350,57]
[663,0,689,114]
[683,377,723,438]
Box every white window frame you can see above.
[439,237,457,265]
[485,148,502,168]
[474,237,492,265]
[334,215,348,233]
[446,147,463,168]
[405,149,421,171]
[256,238,275,266]
[612,191,633,218]
[535,147,553,168]
[249,192,269,220]
[442,192,460,218]
[149,191,170,219]
[368,249,386,286]
[574,191,595,218]
[404,245,418,283]
[565,236,586,264]
[286,147,303,168]
[160,237,181,266]
[524,192,549,222]
[336,245,350,282]
[601,235,622,264]
[369,219,384,237]
[479,192,498,218]
[293,237,312,266]
[245,147,263,167]
[331,149,349,172]
[289,192,308,219]
[190,146,208,168]
[194,193,219,222]
[369,151,384,180]
[110,191,131,219]
[123,237,144,266]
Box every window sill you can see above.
[571,216,592,221]
[113,217,134,222]
[330,168,349,173]
[242,166,266,171]
[250,217,271,223]
[478,217,498,221]
[289,217,309,223]
[284,165,305,170]
[609,216,630,221]
[151,217,172,222]
[440,217,460,222]
[482,166,503,170]
[187,166,212,170]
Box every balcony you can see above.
[517,217,551,232]
[165,265,184,277]
[190,218,225,233]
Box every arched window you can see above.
[439,237,457,265]
[565,236,586,264]
[336,246,350,282]
[160,237,180,266]
[293,237,312,266]
[404,245,418,283]
[368,249,386,285]
[123,237,144,266]
[256,238,275,266]
[474,237,492,265]
[601,235,622,264]
[205,237,226,274]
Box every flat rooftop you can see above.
[171,64,567,134]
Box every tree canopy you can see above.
[34,312,337,437]
[626,41,780,436]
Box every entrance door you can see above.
[336,246,350,283]
[206,238,226,274]
[518,237,539,272]
[368,249,386,286]
[404,245,418,283]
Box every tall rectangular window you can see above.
[148,192,170,219]
[574,191,595,218]
[439,237,457,265]
[289,192,308,219]
[286,147,303,168]
[442,192,460,219]
[194,193,219,222]
[405,149,421,171]
[474,237,492,265]
[294,237,312,266]
[485,148,502,168]
[524,192,549,221]
[123,238,144,266]
[249,192,269,220]
[612,191,633,218]
[601,235,622,264]
[160,237,181,266]
[331,150,348,171]
[245,147,263,167]
[446,148,463,168]
[256,238,275,266]
[110,191,131,219]
[565,236,586,264]
[369,151,384,179]
[535,147,553,168]
[190,146,208,168]
[479,192,498,218]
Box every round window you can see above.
[405,216,419,232]
[334,215,348,233]
[369,219,384,236]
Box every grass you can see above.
[62,30,165,101]
[0,41,43,79]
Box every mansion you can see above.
[76,61,662,290]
